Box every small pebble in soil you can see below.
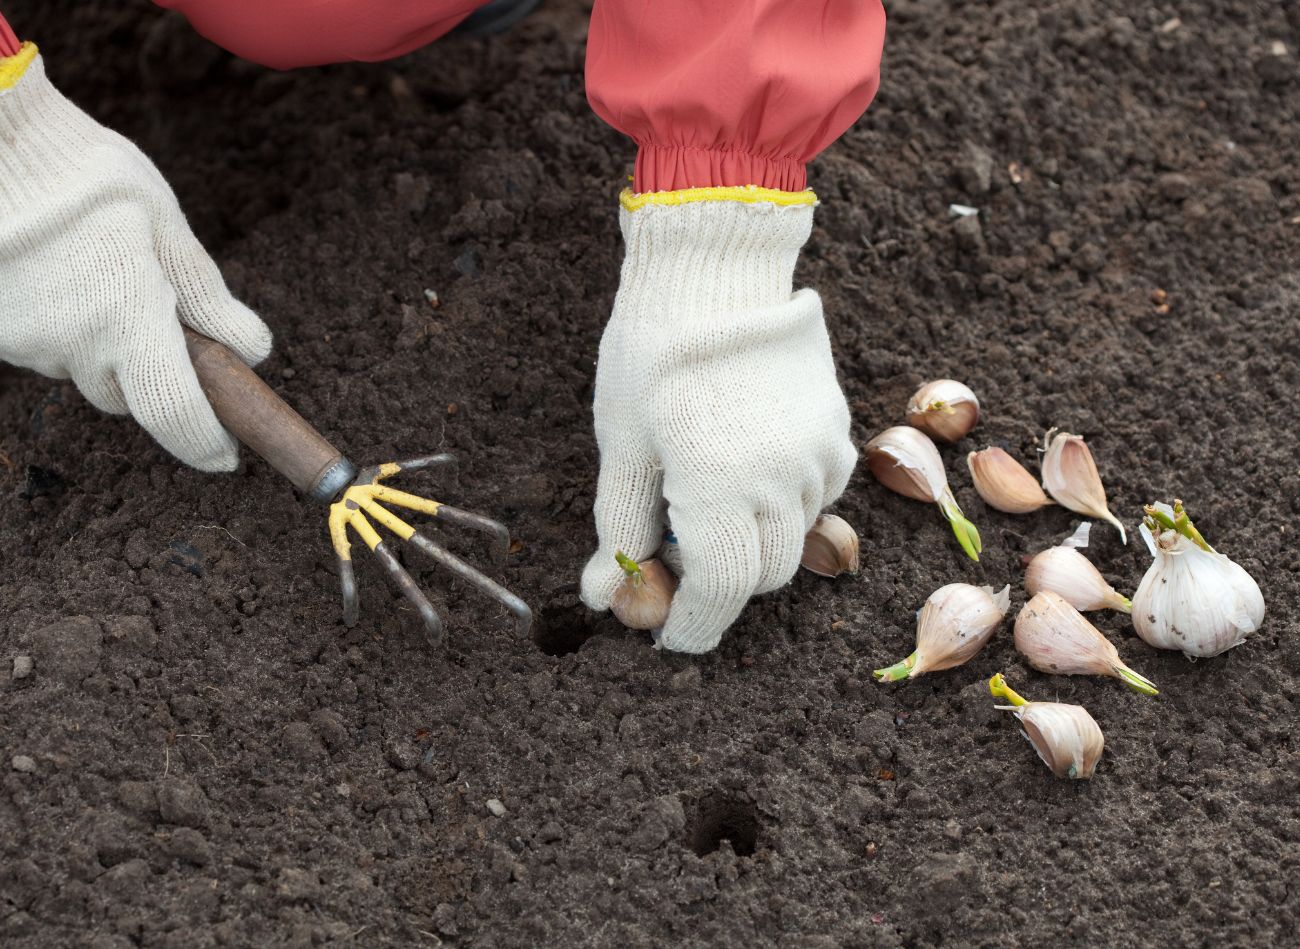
[11,755,36,773]
[486,799,507,817]
[12,655,33,680]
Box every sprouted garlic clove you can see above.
[800,514,860,578]
[906,379,980,443]
[967,446,1054,514]
[1131,500,1265,658]
[610,552,677,630]
[865,426,982,561]
[874,583,1010,682]
[1025,546,1131,613]
[1040,429,1127,543]
[989,673,1105,780]
[1013,591,1157,696]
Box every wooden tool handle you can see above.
[183,328,355,503]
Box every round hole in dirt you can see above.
[684,789,760,858]
[532,587,604,657]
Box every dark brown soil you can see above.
[3,1,1299,946]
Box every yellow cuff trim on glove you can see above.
[0,42,38,92]
[620,185,817,213]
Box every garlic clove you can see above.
[866,427,983,561]
[989,674,1103,779]
[1014,591,1158,696]
[1025,546,1131,613]
[906,379,980,443]
[1040,429,1127,543]
[874,583,1010,682]
[610,553,677,630]
[1131,500,1265,658]
[800,514,861,578]
[967,446,1054,514]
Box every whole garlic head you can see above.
[906,379,980,443]
[1131,501,1265,658]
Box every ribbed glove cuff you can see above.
[615,190,816,323]
[0,55,107,203]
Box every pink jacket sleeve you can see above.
[152,0,488,70]
[586,0,886,193]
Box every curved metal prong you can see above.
[390,453,458,476]
[406,529,533,636]
[339,556,359,628]
[425,504,513,564]
[373,541,444,645]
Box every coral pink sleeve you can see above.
[152,0,491,70]
[0,12,20,57]
[586,0,886,193]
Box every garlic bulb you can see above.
[1131,501,1265,658]
[1040,429,1127,543]
[865,426,982,561]
[906,379,980,443]
[800,514,860,578]
[610,553,677,630]
[967,446,1053,514]
[1025,546,1131,613]
[989,673,1104,780]
[1014,591,1158,696]
[874,583,1010,682]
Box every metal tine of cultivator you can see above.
[406,529,534,636]
[423,504,513,564]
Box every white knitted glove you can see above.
[580,194,857,653]
[0,51,271,472]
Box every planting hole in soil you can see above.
[684,789,760,858]
[532,587,606,657]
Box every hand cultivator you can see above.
[183,329,532,642]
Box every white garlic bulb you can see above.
[1025,546,1131,613]
[1014,591,1158,696]
[967,446,1053,514]
[874,583,1010,682]
[800,514,860,578]
[989,674,1103,779]
[610,554,677,630]
[865,426,982,561]
[1131,501,1265,658]
[906,379,980,443]
[1040,429,1127,544]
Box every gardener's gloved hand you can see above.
[0,49,271,471]
[580,193,856,653]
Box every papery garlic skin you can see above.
[1040,429,1127,544]
[865,427,982,561]
[874,583,1010,681]
[800,514,861,578]
[968,447,1053,514]
[1014,702,1105,779]
[1131,506,1265,658]
[610,555,677,630]
[1025,546,1131,613]
[1014,591,1158,695]
[906,379,980,443]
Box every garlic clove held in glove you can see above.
[906,379,980,444]
[1014,591,1158,696]
[989,673,1104,779]
[1040,429,1127,543]
[1025,546,1131,613]
[610,553,677,630]
[865,426,982,561]
[967,446,1054,514]
[874,582,1011,682]
[800,514,860,578]
[1131,501,1265,658]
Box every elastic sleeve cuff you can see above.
[0,42,38,92]
[633,143,807,193]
